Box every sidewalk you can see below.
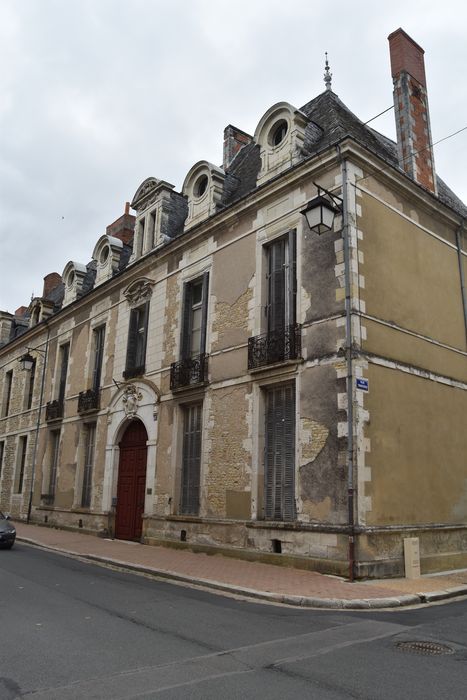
[14,522,467,610]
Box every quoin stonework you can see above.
[1,29,466,579]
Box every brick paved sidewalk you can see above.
[13,522,467,609]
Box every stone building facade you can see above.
[1,29,466,578]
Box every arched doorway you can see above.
[115,420,148,541]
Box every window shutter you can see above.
[92,326,105,390]
[200,271,209,355]
[125,308,139,372]
[287,229,297,327]
[283,384,296,520]
[181,403,202,515]
[264,384,296,521]
[137,302,149,368]
[268,239,286,332]
[181,283,193,360]
[58,344,69,404]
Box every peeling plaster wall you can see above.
[204,385,252,519]
[298,365,346,524]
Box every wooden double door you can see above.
[115,420,148,541]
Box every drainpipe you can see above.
[27,323,50,524]
[455,220,467,349]
[337,149,356,581]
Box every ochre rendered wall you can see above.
[361,193,465,352]
[364,363,467,526]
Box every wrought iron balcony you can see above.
[123,364,145,380]
[40,493,54,505]
[45,399,63,421]
[170,353,208,390]
[78,388,100,413]
[248,324,302,370]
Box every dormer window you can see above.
[92,235,123,287]
[254,102,308,186]
[182,161,226,229]
[28,298,55,327]
[129,177,185,260]
[62,262,87,306]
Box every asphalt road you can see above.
[1,542,467,699]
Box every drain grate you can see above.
[396,640,454,656]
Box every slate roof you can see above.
[224,89,467,218]
[3,89,465,343]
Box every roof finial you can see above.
[324,52,332,91]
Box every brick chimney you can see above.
[15,306,28,317]
[223,125,253,170]
[388,29,437,195]
[43,272,62,298]
[106,202,135,245]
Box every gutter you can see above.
[337,149,356,582]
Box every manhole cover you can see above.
[396,641,454,656]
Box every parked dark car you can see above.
[0,511,16,549]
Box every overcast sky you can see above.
[1,0,466,314]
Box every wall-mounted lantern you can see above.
[301,183,343,234]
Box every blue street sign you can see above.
[356,377,369,391]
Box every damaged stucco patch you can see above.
[299,417,333,521]
[211,286,253,352]
[298,364,347,525]
[300,418,329,464]
[162,276,179,365]
[205,386,252,517]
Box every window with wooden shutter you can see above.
[124,303,149,379]
[181,272,209,360]
[248,231,299,370]
[266,230,296,332]
[2,370,13,417]
[180,403,202,515]
[171,273,209,389]
[92,326,105,391]
[48,430,60,497]
[58,344,69,405]
[264,384,296,521]
[81,423,96,508]
[26,359,36,410]
[16,436,28,494]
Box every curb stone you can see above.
[15,536,463,610]
[419,586,467,603]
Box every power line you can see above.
[355,124,467,185]
[362,105,394,125]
